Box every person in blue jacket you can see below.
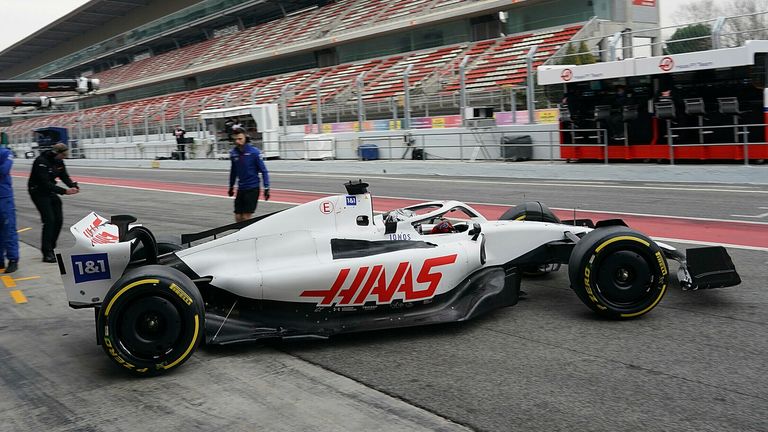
[0,146,19,273]
[228,128,270,222]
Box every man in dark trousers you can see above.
[173,125,187,160]
[228,129,270,222]
[0,146,19,273]
[28,143,79,262]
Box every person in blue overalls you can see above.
[0,146,19,273]
[228,128,270,222]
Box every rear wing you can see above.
[56,213,132,308]
[180,209,283,245]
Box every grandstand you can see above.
[0,0,659,159]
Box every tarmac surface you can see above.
[59,157,768,185]
[2,158,766,431]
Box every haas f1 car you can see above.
[57,181,740,375]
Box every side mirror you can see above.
[385,220,397,234]
[468,223,481,241]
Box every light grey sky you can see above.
[0,0,90,53]
[0,0,696,54]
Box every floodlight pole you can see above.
[403,64,414,130]
[712,16,726,49]
[357,71,367,132]
[280,84,294,135]
[459,55,470,127]
[607,31,621,61]
[525,45,538,124]
[128,107,135,144]
[180,98,189,130]
[316,77,326,133]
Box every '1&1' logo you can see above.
[72,253,111,283]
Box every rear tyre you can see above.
[502,202,562,275]
[155,234,184,255]
[499,201,561,223]
[98,265,204,376]
[568,226,668,319]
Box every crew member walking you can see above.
[28,143,79,262]
[228,129,269,222]
[0,146,19,273]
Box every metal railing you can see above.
[668,123,767,166]
[545,10,768,65]
[9,123,766,165]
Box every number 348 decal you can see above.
[71,253,111,283]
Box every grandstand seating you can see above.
[432,0,466,9]
[441,25,583,91]
[287,60,382,106]
[377,0,433,20]
[3,23,583,137]
[81,0,467,91]
[95,39,219,88]
[362,45,466,101]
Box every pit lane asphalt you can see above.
[2,159,767,432]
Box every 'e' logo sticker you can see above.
[320,201,334,214]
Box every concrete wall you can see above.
[13,124,562,161]
[281,124,561,161]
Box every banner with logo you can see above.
[304,111,557,133]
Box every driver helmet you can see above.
[431,219,454,234]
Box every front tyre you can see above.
[568,226,668,319]
[98,265,204,376]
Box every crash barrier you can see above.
[16,126,764,164]
[28,137,206,160]
[277,128,564,162]
[8,128,568,162]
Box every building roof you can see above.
[0,0,151,76]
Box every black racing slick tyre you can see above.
[155,235,184,255]
[98,265,204,376]
[568,226,669,319]
[499,201,561,223]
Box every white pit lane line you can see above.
[58,167,768,195]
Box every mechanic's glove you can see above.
[228,187,234,197]
[264,188,270,201]
[72,182,80,190]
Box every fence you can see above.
[545,10,768,65]
[7,127,554,161]
[668,123,767,165]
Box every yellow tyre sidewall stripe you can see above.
[594,235,649,253]
[620,282,667,318]
[162,314,200,370]
[587,235,667,317]
[104,278,160,317]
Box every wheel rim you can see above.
[118,295,182,359]
[596,250,653,306]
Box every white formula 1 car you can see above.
[56,181,740,375]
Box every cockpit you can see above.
[378,201,487,236]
